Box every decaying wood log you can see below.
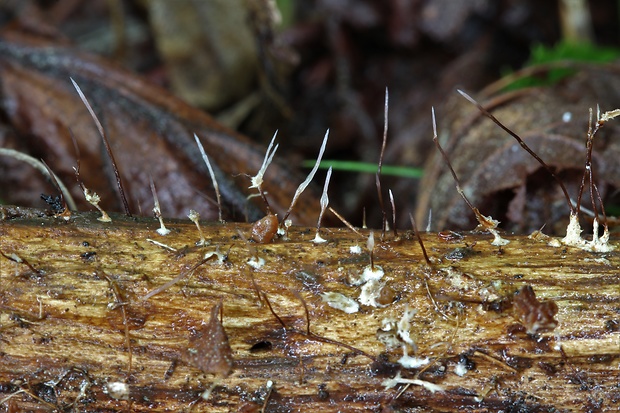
[0,206,618,412]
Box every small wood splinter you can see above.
[431,107,508,246]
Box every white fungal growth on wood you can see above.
[247,256,265,269]
[454,360,469,377]
[321,292,359,313]
[397,345,430,369]
[105,381,130,400]
[358,279,387,307]
[397,305,417,348]
[349,245,362,254]
[382,372,444,393]
[562,214,614,252]
[350,265,384,286]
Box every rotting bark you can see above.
[0,206,618,412]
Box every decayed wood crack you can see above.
[0,207,618,412]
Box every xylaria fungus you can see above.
[149,177,170,236]
[431,107,509,246]
[377,88,389,239]
[328,206,364,238]
[71,78,131,216]
[70,133,111,222]
[187,209,207,246]
[282,130,329,223]
[562,106,619,252]
[145,238,177,252]
[184,301,233,377]
[409,213,431,265]
[142,255,213,300]
[99,270,133,373]
[389,189,398,239]
[513,285,558,334]
[82,186,111,222]
[249,130,278,213]
[458,89,617,252]
[194,134,224,222]
[312,166,333,243]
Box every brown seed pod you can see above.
[250,214,279,243]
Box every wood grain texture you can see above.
[0,206,618,412]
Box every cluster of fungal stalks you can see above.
[26,80,615,258]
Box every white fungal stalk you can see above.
[150,178,170,236]
[283,130,329,222]
[312,166,332,243]
[83,186,111,222]
[188,209,207,246]
[249,131,278,193]
[194,134,223,222]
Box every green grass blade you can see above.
[302,160,423,178]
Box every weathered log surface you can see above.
[0,206,618,412]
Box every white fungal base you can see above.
[358,279,387,307]
[321,292,359,313]
[562,214,614,252]
[382,372,444,393]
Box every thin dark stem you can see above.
[71,78,132,216]
[457,89,574,214]
[409,213,430,265]
[377,88,389,239]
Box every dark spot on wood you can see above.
[604,319,619,332]
[80,251,96,261]
[369,353,399,377]
[587,354,614,364]
[458,353,476,371]
[538,361,558,375]
[249,341,273,352]
[32,382,56,404]
[445,246,476,261]
[317,383,329,400]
